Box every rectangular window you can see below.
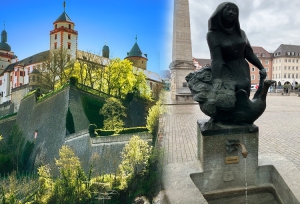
[284,74,287,78]
[54,43,57,49]
[265,68,268,72]
[251,75,255,80]
[15,71,17,76]
[68,34,71,40]
[20,71,25,76]
[0,80,2,85]
[265,60,269,64]
[68,43,71,49]
[183,82,187,87]
[55,34,57,40]
[251,67,255,71]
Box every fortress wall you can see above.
[16,88,70,170]
[68,87,91,132]
[126,98,152,127]
[65,130,152,173]
[0,116,16,139]
[0,101,14,117]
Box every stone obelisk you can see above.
[170,0,194,101]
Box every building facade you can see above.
[249,46,273,85]
[272,44,300,87]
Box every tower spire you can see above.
[135,35,137,43]
[3,21,5,30]
[63,1,66,12]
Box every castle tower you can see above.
[102,44,110,58]
[125,36,148,70]
[0,28,16,73]
[50,1,78,59]
[169,0,194,101]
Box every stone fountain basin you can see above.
[190,165,297,204]
[202,185,281,204]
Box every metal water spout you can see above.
[226,139,248,158]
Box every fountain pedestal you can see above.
[196,120,258,193]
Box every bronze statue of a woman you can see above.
[186,2,274,124]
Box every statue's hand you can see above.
[259,68,267,79]
[213,79,222,90]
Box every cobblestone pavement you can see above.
[160,93,300,170]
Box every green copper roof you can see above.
[0,30,11,51]
[127,42,145,57]
[54,12,73,23]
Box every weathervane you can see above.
[135,35,138,42]
[63,1,66,12]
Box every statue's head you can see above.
[208,2,241,34]
[221,3,238,25]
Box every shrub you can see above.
[116,127,148,134]
[69,76,78,85]
[100,97,126,130]
[88,124,98,137]
[96,129,115,136]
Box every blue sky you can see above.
[1,0,171,75]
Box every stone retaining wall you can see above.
[64,130,152,174]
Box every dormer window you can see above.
[69,24,71,29]
[55,24,57,29]
[287,52,290,55]
[292,52,295,55]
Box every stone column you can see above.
[170,0,194,101]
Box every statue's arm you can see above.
[244,46,264,70]
[243,31,267,79]
[207,32,223,89]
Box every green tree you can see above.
[49,145,91,204]
[146,97,165,139]
[41,48,75,91]
[75,50,107,89]
[118,136,152,189]
[36,165,53,203]
[102,58,136,98]
[132,68,152,100]
[0,124,25,173]
[100,97,126,130]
